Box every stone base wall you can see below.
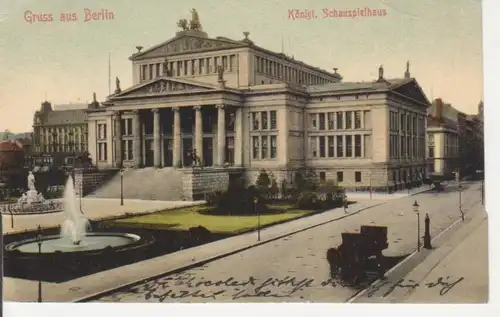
[181,168,244,201]
[74,168,118,196]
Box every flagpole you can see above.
[108,53,111,95]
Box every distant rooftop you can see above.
[53,103,89,110]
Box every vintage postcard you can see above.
[0,0,490,311]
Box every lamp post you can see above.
[458,182,464,221]
[413,200,421,252]
[481,178,484,205]
[120,169,124,206]
[254,197,260,241]
[407,173,411,196]
[36,225,43,302]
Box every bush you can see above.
[296,191,319,209]
[206,190,224,206]
[207,177,269,215]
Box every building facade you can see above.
[32,101,89,170]
[87,15,429,192]
[426,98,459,178]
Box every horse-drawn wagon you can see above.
[326,225,388,285]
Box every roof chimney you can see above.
[435,98,444,122]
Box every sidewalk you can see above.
[404,214,488,303]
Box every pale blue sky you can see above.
[0,0,482,132]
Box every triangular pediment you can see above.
[110,78,216,99]
[131,33,246,60]
[391,79,431,106]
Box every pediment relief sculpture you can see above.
[120,80,210,97]
[137,36,243,58]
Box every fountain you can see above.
[5,175,141,254]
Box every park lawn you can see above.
[108,204,315,234]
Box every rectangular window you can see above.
[327,136,334,157]
[400,113,405,132]
[354,111,362,129]
[98,142,108,161]
[149,64,154,80]
[98,124,107,139]
[261,112,268,130]
[261,136,268,159]
[252,112,259,130]
[319,113,326,130]
[310,114,317,129]
[346,111,353,129]
[311,136,318,158]
[252,136,259,159]
[355,171,362,183]
[355,135,362,157]
[156,63,161,77]
[270,110,277,129]
[429,146,434,158]
[346,135,353,157]
[126,140,133,160]
[336,135,343,157]
[327,112,335,130]
[141,65,147,80]
[319,172,326,181]
[319,136,326,158]
[226,136,234,164]
[336,112,344,129]
[270,136,277,158]
[127,119,133,136]
[337,171,343,182]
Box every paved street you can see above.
[95,181,484,303]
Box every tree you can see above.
[255,169,271,197]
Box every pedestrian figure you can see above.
[343,195,348,213]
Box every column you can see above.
[216,104,226,166]
[361,134,365,158]
[152,108,161,168]
[342,135,347,157]
[234,107,243,166]
[194,106,203,164]
[133,110,142,167]
[114,111,123,168]
[173,107,181,167]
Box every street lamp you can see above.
[254,197,260,241]
[481,178,485,205]
[407,173,411,196]
[458,183,464,221]
[36,225,43,302]
[120,169,124,206]
[413,200,421,252]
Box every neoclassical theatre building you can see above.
[87,14,429,198]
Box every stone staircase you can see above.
[89,168,185,201]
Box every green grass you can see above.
[106,204,315,234]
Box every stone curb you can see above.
[75,201,387,302]
[346,201,485,303]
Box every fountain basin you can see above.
[5,232,141,254]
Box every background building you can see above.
[427,98,484,180]
[86,15,430,200]
[426,98,459,179]
[32,101,89,171]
